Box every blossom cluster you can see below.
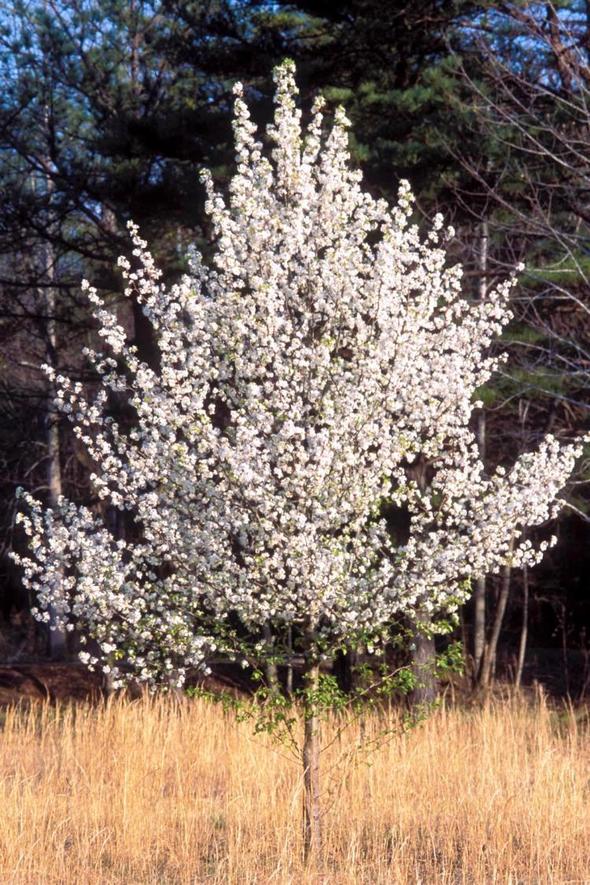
[13,61,585,685]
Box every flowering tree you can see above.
[13,61,584,862]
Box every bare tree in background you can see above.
[445,1,590,687]
[37,170,67,659]
[456,2,590,412]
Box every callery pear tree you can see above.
[13,61,584,864]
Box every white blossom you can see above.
[12,61,586,683]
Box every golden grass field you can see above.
[0,690,589,884]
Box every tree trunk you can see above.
[472,222,488,682]
[515,564,529,687]
[479,561,512,688]
[38,167,67,661]
[44,367,67,661]
[302,659,322,866]
[410,623,437,706]
[473,574,486,680]
[407,460,438,705]
[262,622,280,694]
[286,626,294,695]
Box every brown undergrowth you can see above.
[0,691,588,883]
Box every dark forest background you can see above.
[1,0,589,698]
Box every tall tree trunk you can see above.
[473,574,486,680]
[34,139,67,659]
[262,621,280,694]
[410,617,437,706]
[302,647,322,866]
[43,241,67,661]
[515,564,529,687]
[472,221,489,682]
[473,413,487,679]
[408,459,438,705]
[514,407,531,688]
[479,558,512,688]
[286,626,293,695]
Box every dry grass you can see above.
[0,691,589,884]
